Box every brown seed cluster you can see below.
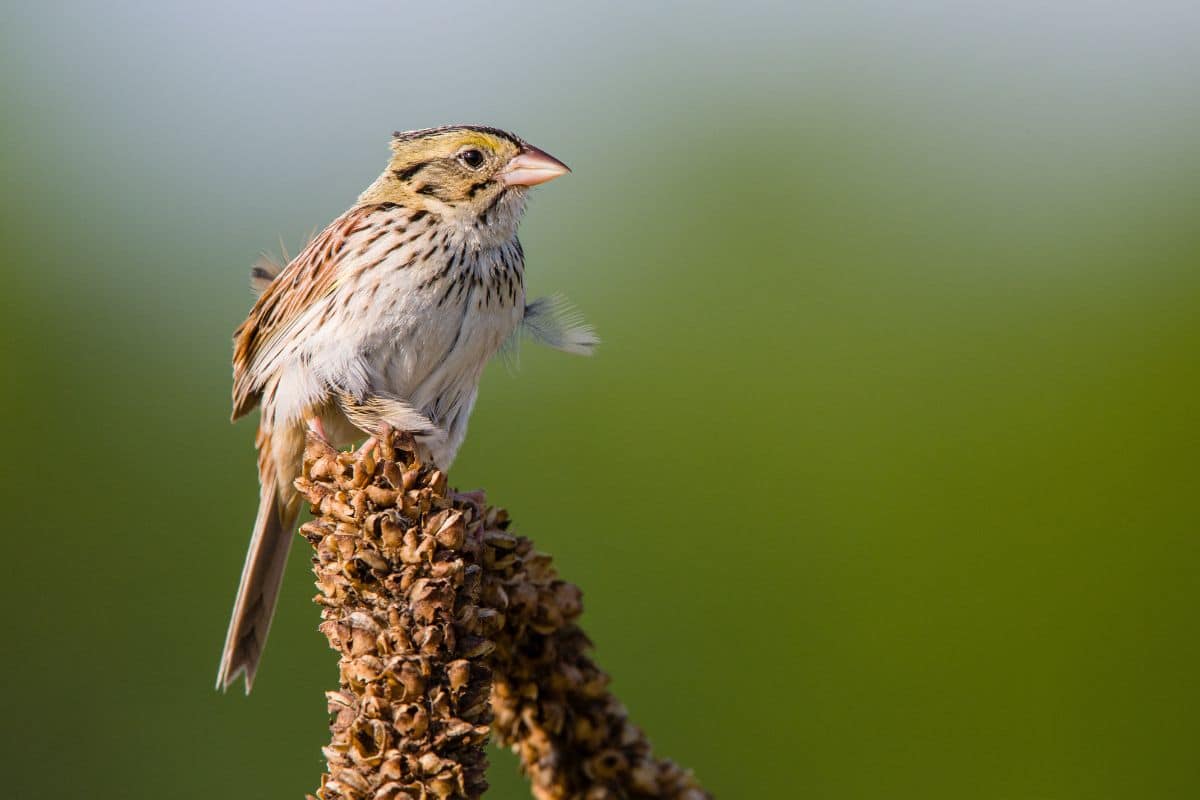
[297,430,492,800]
[296,430,710,800]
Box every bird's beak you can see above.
[501,145,570,187]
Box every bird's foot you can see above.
[354,436,378,459]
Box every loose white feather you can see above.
[518,294,599,357]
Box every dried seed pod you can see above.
[366,484,399,507]
[446,660,472,692]
[433,510,467,549]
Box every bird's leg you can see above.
[307,416,329,442]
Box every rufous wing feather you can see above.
[231,206,380,421]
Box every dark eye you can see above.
[459,149,485,169]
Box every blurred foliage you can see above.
[2,2,1198,798]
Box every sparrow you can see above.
[217,125,597,692]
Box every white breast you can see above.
[376,238,525,465]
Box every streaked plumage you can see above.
[217,125,595,692]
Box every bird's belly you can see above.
[369,281,523,426]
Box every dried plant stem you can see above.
[296,430,709,800]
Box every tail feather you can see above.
[216,439,298,693]
[250,229,318,296]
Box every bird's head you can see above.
[359,125,569,237]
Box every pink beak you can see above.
[501,145,571,187]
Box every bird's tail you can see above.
[216,429,300,693]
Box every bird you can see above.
[217,125,597,693]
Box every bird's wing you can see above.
[231,206,376,420]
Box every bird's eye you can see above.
[459,149,485,169]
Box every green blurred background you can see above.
[3,2,1198,798]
